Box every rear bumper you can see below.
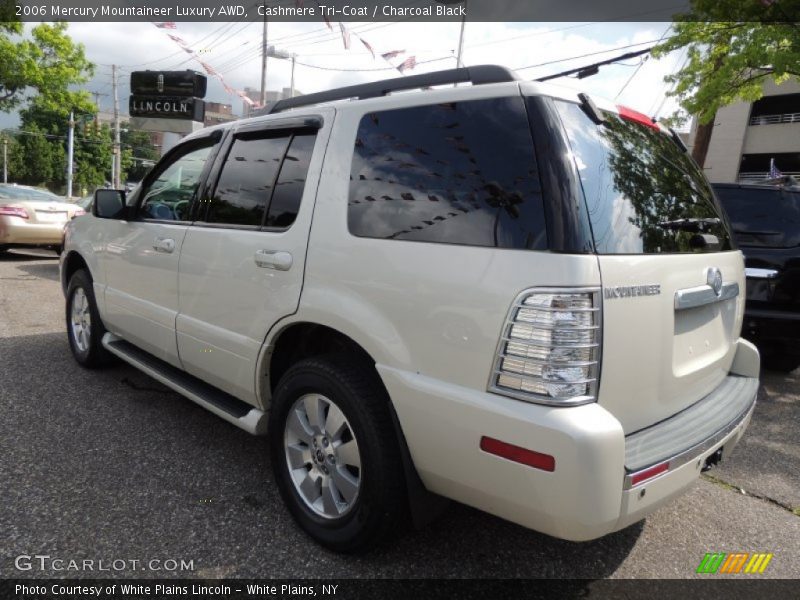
[380,338,758,542]
[0,217,66,245]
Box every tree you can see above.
[1,21,94,113]
[9,124,62,187]
[653,1,800,167]
[121,126,159,182]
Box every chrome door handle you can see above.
[254,250,293,271]
[745,267,779,279]
[153,237,176,253]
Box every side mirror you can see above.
[93,189,127,219]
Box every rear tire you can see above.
[66,269,110,368]
[269,355,406,553]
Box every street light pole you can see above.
[2,137,7,184]
[260,3,269,107]
[112,64,121,189]
[66,111,75,199]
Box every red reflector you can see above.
[480,436,555,472]
[630,461,669,486]
[617,105,660,130]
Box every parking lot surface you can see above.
[1,251,798,579]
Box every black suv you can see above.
[713,183,800,372]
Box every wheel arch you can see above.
[61,250,91,295]
[259,320,448,527]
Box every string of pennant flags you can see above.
[152,10,417,109]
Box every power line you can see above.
[534,46,656,82]
[517,38,670,72]
[614,24,672,100]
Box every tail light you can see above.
[72,208,86,218]
[0,205,29,219]
[489,288,601,406]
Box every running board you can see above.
[102,333,268,435]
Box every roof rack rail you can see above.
[267,64,519,115]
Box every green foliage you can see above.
[73,123,113,194]
[653,2,800,124]
[9,124,62,188]
[121,126,159,182]
[1,21,94,113]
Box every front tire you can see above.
[269,355,406,552]
[66,269,110,368]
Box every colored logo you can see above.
[696,552,773,574]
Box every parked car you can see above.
[60,65,759,552]
[713,183,800,372]
[0,184,85,255]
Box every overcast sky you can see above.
[1,20,686,127]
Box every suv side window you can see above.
[140,144,214,221]
[207,134,290,227]
[348,97,547,250]
[205,130,317,230]
[266,133,316,229]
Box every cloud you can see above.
[2,20,685,127]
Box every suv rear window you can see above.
[713,186,800,248]
[555,101,732,254]
[348,97,547,250]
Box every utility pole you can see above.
[455,1,467,68]
[112,64,121,189]
[290,54,296,98]
[90,90,108,129]
[66,111,75,199]
[2,137,7,184]
[260,3,269,107]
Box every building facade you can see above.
[687,78,800,183]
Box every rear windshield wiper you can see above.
[657,217,721,232]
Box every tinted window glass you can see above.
[141,144,213,220]
[556,101,732,254]
[266,133,315,229]
[208,135,289,227]
[348,97,547,249]
[714,186,800,248]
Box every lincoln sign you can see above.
[129,96,205,121]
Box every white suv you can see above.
[61,65,760,552]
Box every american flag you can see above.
[769,158,783,179]
[397,56,417,74]
[154,22,177,29]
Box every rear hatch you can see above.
[714,184,800,311]
[555,101,744,433]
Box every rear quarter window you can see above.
[347,97,547,250]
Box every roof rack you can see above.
[267,64,519,115]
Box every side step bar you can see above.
[102,333,268,435]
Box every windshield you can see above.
[555,101,733,254]
[714,186,800,248]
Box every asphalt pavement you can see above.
[1,251,798,579]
